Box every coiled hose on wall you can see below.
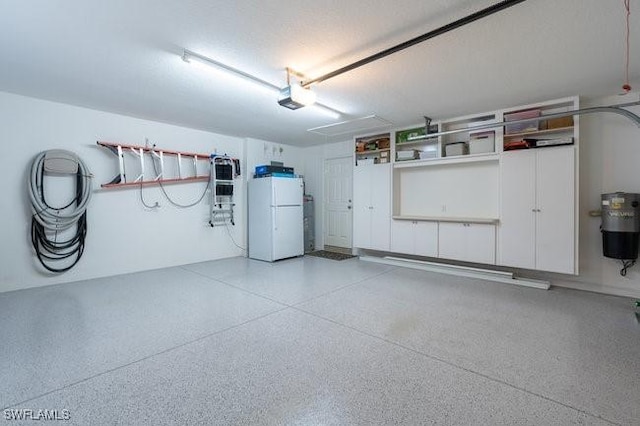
[28,150,92,272]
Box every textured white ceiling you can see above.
[0,0,638,146]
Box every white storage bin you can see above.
[445,142,468,157]
[419,150,437,160]
[357,158,375,166]
[469,131,495,154]
[396,150,419,161]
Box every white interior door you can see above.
[324,156,353,248]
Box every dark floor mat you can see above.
[306,250,356,261]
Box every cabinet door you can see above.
[536,146,575,273]
[439,223,495,264]
[499,150,536,269]
[414,221,439,257]
[369,163,391,251]
[465,223,496,264]
[391,220,415,254]
[352,166,371,248]
[438,223,468,261]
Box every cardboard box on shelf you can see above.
[377,138,390,149]
[545,116,573,129]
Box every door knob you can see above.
[348,206,352,209]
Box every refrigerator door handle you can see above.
[273,185,277,207]
[273,207,277,231]
[272,184,277,229]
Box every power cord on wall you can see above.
[224,220,246,252]
[622,0,632,93]
[139,179,160,209]
[136,142,210,209]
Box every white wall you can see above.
[0,91,246,293]
[550,96,640,297]
[245,137,305,179]
[397,162,499,219]
[302,140,353,249]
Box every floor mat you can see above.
[306,250,356,261]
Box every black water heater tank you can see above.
[601,192,640,260]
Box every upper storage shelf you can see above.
[354,132,391,166]
[502,97,577,151]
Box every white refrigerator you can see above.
[248,177,304,262]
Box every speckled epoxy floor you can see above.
[1,256,638,425]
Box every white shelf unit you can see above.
[439,112,500,159]
[498,96,579,274]
[354,132,391,166]
[355,96,579,273]
[501,97,577,151]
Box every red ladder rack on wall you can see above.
[97,141,211,188]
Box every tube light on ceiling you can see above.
[182,49,280,94]
[181,49,341,118]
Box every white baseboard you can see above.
[360,255,550,290]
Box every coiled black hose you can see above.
[29,150,92,273]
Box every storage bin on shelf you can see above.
[504,109,542,134]
[396,127,426,144]
[445,142,468,157]
[396,150,420,161]
[469,131,495,154]
[357,158,376,166]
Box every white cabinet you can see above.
[391,220,438,257]
[353,163,391,250]
[438,222,496,264]
[499,146,575,274]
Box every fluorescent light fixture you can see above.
[182,48,342,117]
[182,49,280,93]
